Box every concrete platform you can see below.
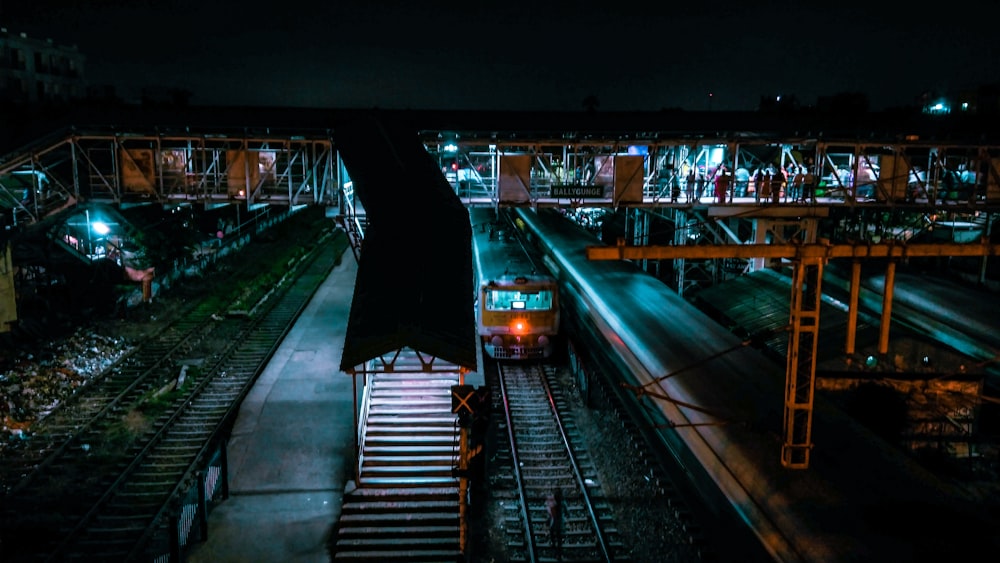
[186,254,360,563]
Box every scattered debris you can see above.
[1,329,134,451]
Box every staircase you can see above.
[335,211,366,263]
[332,371,463,562]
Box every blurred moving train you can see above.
[470,207,559,360]
[512,206,1000,562]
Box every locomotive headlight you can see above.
[514,321,525,332]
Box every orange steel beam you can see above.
[586,240,1000,261]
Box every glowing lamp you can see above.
[91,221,110,235]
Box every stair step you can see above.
[344,486,459,501]
[340,500,457,514]
[335,537,458,548]
[364,435,456,444]
[333,548,463,561]
[365,425,458,434]
[363,445,459,455]
[362,455,455,465]
[365,415,457,425]
[368,387,452,394]
[369,394,452,402]
[335,524,459,539]
[367,406,453,416]
[370,395,451,402]
[362,465,453,474]
[359,476,457,487]
[338,512,458,526]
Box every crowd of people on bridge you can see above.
[448,149,985,205]
[668,162,817,205]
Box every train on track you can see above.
[470,206,559,360]
[513,206,1000,562]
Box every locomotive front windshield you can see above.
[486,289,554,311]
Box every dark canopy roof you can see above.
[336,110,476,372]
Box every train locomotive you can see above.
[471,206,559,360]
[512,206,1000,562]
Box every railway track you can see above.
[1,281,243,498]
[0,211,310,488]
[567,342,713,562]
[491,361,628,563]
[0,212,344,562]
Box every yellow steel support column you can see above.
[878,260,897,355]
[452,375,480,558]
[781,257,823,468]
[845,260,861,355]
[0,242,17,333]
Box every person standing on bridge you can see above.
[753,167,766,204]
[770,166,785,204]
[792,166,806,202]
[803,168,817,203]
[715,166,732,204]
[758,170,771,204]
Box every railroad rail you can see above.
[492,361,625,562]
[2,257,261,497]
[0,215,343,561]
[0,209,313,490]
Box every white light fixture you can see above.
[91,221,110,235]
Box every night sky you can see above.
[2,0,998,112]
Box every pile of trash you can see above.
[1,329,133,451]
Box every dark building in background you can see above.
[0,27,86,105]
[952,83,1000,115]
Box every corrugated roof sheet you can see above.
[692,268,882,363]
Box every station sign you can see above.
[551,184,604,198]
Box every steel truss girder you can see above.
[0,132,338,218]
[426,133,1000,210]
[4,128,1000,233]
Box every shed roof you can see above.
[336,111,476,372]
[691,268,882,364]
